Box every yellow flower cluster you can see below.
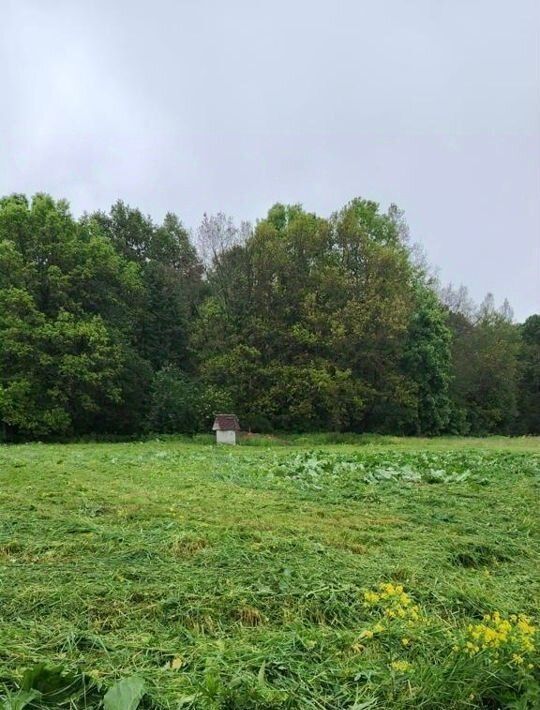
[355,584,538,680]
[363,582,421,622]
[353,583,423,657]
[390,659,412,672]
[354,621,385,648]
[457,612,536,665]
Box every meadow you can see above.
[0,436,539,708]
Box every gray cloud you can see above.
[1,0,538,319]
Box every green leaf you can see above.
[257,660,266,685]
[20,664,83,704]
[1,689,40,710]
[103,676,145,710]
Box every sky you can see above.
[1,0,539,321]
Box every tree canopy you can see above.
[0,193,537,439]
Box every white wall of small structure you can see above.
[216,430,236,445]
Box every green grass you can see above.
[1,436,539,708]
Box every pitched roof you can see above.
[212,414,241,431]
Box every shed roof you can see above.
[212,414,241,431]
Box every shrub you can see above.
[147,366,199,434]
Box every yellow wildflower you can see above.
[459,610,537,664]
[364,590,380,605]
[390,660,412,672]
[517,616,535,635]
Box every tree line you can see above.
[0,193,538,440]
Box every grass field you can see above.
[1,436,539,708]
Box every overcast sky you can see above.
[1,0,539,320]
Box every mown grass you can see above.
[1,436,539,708]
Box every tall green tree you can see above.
[0,194,143,438]
[196,199,453,433]
[92,202,203,370]
[400,283,452,434]
[516,314,540,434]
[444,292,521,434]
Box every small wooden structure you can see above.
[212,414,241,445]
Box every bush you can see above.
[147,366,199,434]
[241,413,273,433]
[147,366,234,434]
